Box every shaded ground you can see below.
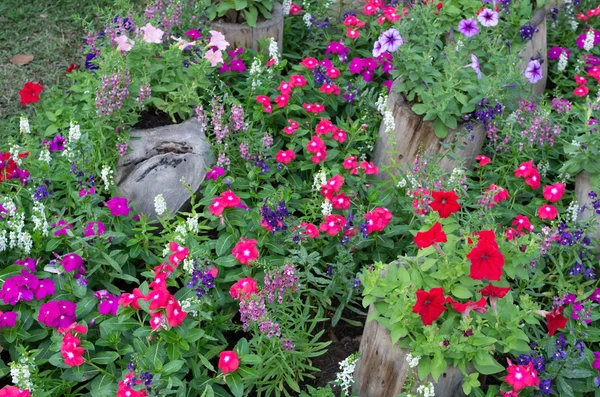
[0,0,141,123]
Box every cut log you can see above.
[211,2,284,53]
[116,119,214,220]
[518,6,548,98]
[353,306,466,397]
[575,171,600,245]
[373,80,487,178]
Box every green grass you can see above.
[0,0,141,124]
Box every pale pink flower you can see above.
[205,49,224,67]
[114,35,134,52]
[141,23,164,44]
[208,30,229,51]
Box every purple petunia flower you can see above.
[378,28,403,53]
[524,59,543,84]
[43,136,66,152]
[458,18,479,38]
[372,40,383,58]
[469,54,482,79]
[477,9,499,27]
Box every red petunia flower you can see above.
[479,284,510,313]
[448,297,488,316]
[412,287,447,325]
[467,239,505,281]
[546,307,568,336]
[66,63,80,73]
[413,222,447,249]
[19,82,43,106]
[429,190,461,218]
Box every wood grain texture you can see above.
[575,171,600,245]
[353,306,467,397]
[373,80,487,179]
[211,1,284,53]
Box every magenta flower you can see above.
[230,59,247,72]
[349,58,364,74]
[52,219,73,236]
[14,257,36,272]
[383,80,393,93]
[0,311,18,328]
[0,276,34,305]
[206,166,225,180]
[590,288,600,304]
[38,300,76,328]
[43,136,66,152]
[576,29,600,49]
[95,290,119,316]
[83,221,106,237]
[548,46,569,60]
[78,187,96,197]
[594,352,600,371]
[458,18,479,38]
[61,253,84,273]
[34,279,55,300]
[184,29,202,40]
[524,59,543,84]
[106,197,130,216]
[477,9,498,27]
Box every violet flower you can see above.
[477,9,499,27]
[378,28,403,53]
[61,253,84,273]
[524,59,543,84]
[458,18,479,38]
[35,279,55,300]
[468,54,482,79]
[206,166,225,180]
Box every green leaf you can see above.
[412,104,429,115]
[433,118,448,138]
[451,286,472,299]
[242,354,262,365]
[244,6,258,27]
[430,354,447,382]
[162,360,185,375]
[561,368,597,379]
[473,352,504,375]
[92,351,120,365]
[215,232,234,256]
[234,0,248,10]
[226,373,244,397]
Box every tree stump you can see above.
[211,2,284,53]
[518,6,548,98]
[373,80,487,178]
[353,306,466,397]
[116,119,214,220]
[575,171,600,244]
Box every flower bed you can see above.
[1,0,600,396]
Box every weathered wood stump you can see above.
[116,119,214,220]
[575,171,600,244]
[353,306,466,397]
[211,2,283,53]
[519,6,549,98]
[373,80,487,178]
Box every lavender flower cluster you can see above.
[95,70,131,117]
[260,202,289,234]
